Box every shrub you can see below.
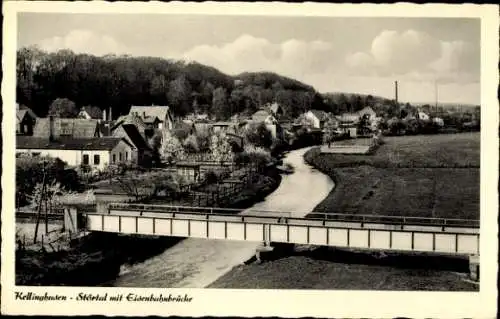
[195,127,211,152]
[235,145,272,168]
[243,122,274,149]
[16,155,79,207]
[183,134,199,153]
[210,132,234,163]
[160,130,186,164]
[204,170,218,184]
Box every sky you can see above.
[17,13,481,105]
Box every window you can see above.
[94,154,100,165]
[83,154,89,165]
[112,154,116,163]
[119,153,122,161]
[125,152,128,161]
[60,123,72,136]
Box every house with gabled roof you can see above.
[357,106,377,120]
[304,109,331,129]
[248,108,283,140]
[112,114,148,138]
[77,106,103,121]
[112,123,153,165]
[16,104,37,136]
[128,105,174,130]
[33,117,102,139]
[16,136,135,170]
[252,108,278,125]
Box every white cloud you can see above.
[38,29,128,56]
[430,40,479,74]
[344,29,479,91]
[182,34,337,79]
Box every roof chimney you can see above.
[103,109,107,122]
[109,107,113,121]
[49,115,55,142]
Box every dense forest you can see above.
[17,47,400,120]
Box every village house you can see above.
[417,111,430,121]
[112,114,148,139]
[33,117,102,139]
[250,108,283,140]
[263,102,284,118]
[16,136,135,170]
[16,104,37,136]
[357,106,377,121]
[303,109,330,130]
[210,121,239,135]
[77,106,105,122]
[128,105,174,130]
[111,124,153,165]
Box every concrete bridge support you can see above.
[63,207,79,233]
[255,241,274,263]
[469,254,480,281]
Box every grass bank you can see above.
[208,246,477,290]
[304,133,480,219]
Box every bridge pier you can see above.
[468,254,480,281]
[63,207,79,233]
[255,241,274,263]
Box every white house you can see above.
[16,136,135,170]
[417,112,430,121]
[250,108,282,140]
[432,117,444,127]
[303,110,330,129]
[357,106,377,120]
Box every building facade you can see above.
[16,136,135,170]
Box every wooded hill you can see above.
[17,47,404,120]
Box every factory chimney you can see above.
[395,81,399,105]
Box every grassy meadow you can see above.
[305,132,480,220]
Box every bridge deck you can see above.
[83,203,479,256]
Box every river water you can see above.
[108,147,334,288]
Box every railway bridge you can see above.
[64,203,480,280]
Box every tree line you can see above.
[18,47,412,121]
[17,47,335,120]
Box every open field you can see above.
[305,132,480,220]
[314,132,480,168]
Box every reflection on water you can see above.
[109,147,334,288]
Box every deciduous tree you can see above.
[48,98,78,118]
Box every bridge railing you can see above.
[106,203,479,228]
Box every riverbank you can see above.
[106,147,333,288]
[209,134,480,290]
[208,245,478,290]
[15,166,282,286]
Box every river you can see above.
[108,147,334,288]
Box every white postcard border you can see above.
[2,2,498,317]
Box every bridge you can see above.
[77,203,480,258]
